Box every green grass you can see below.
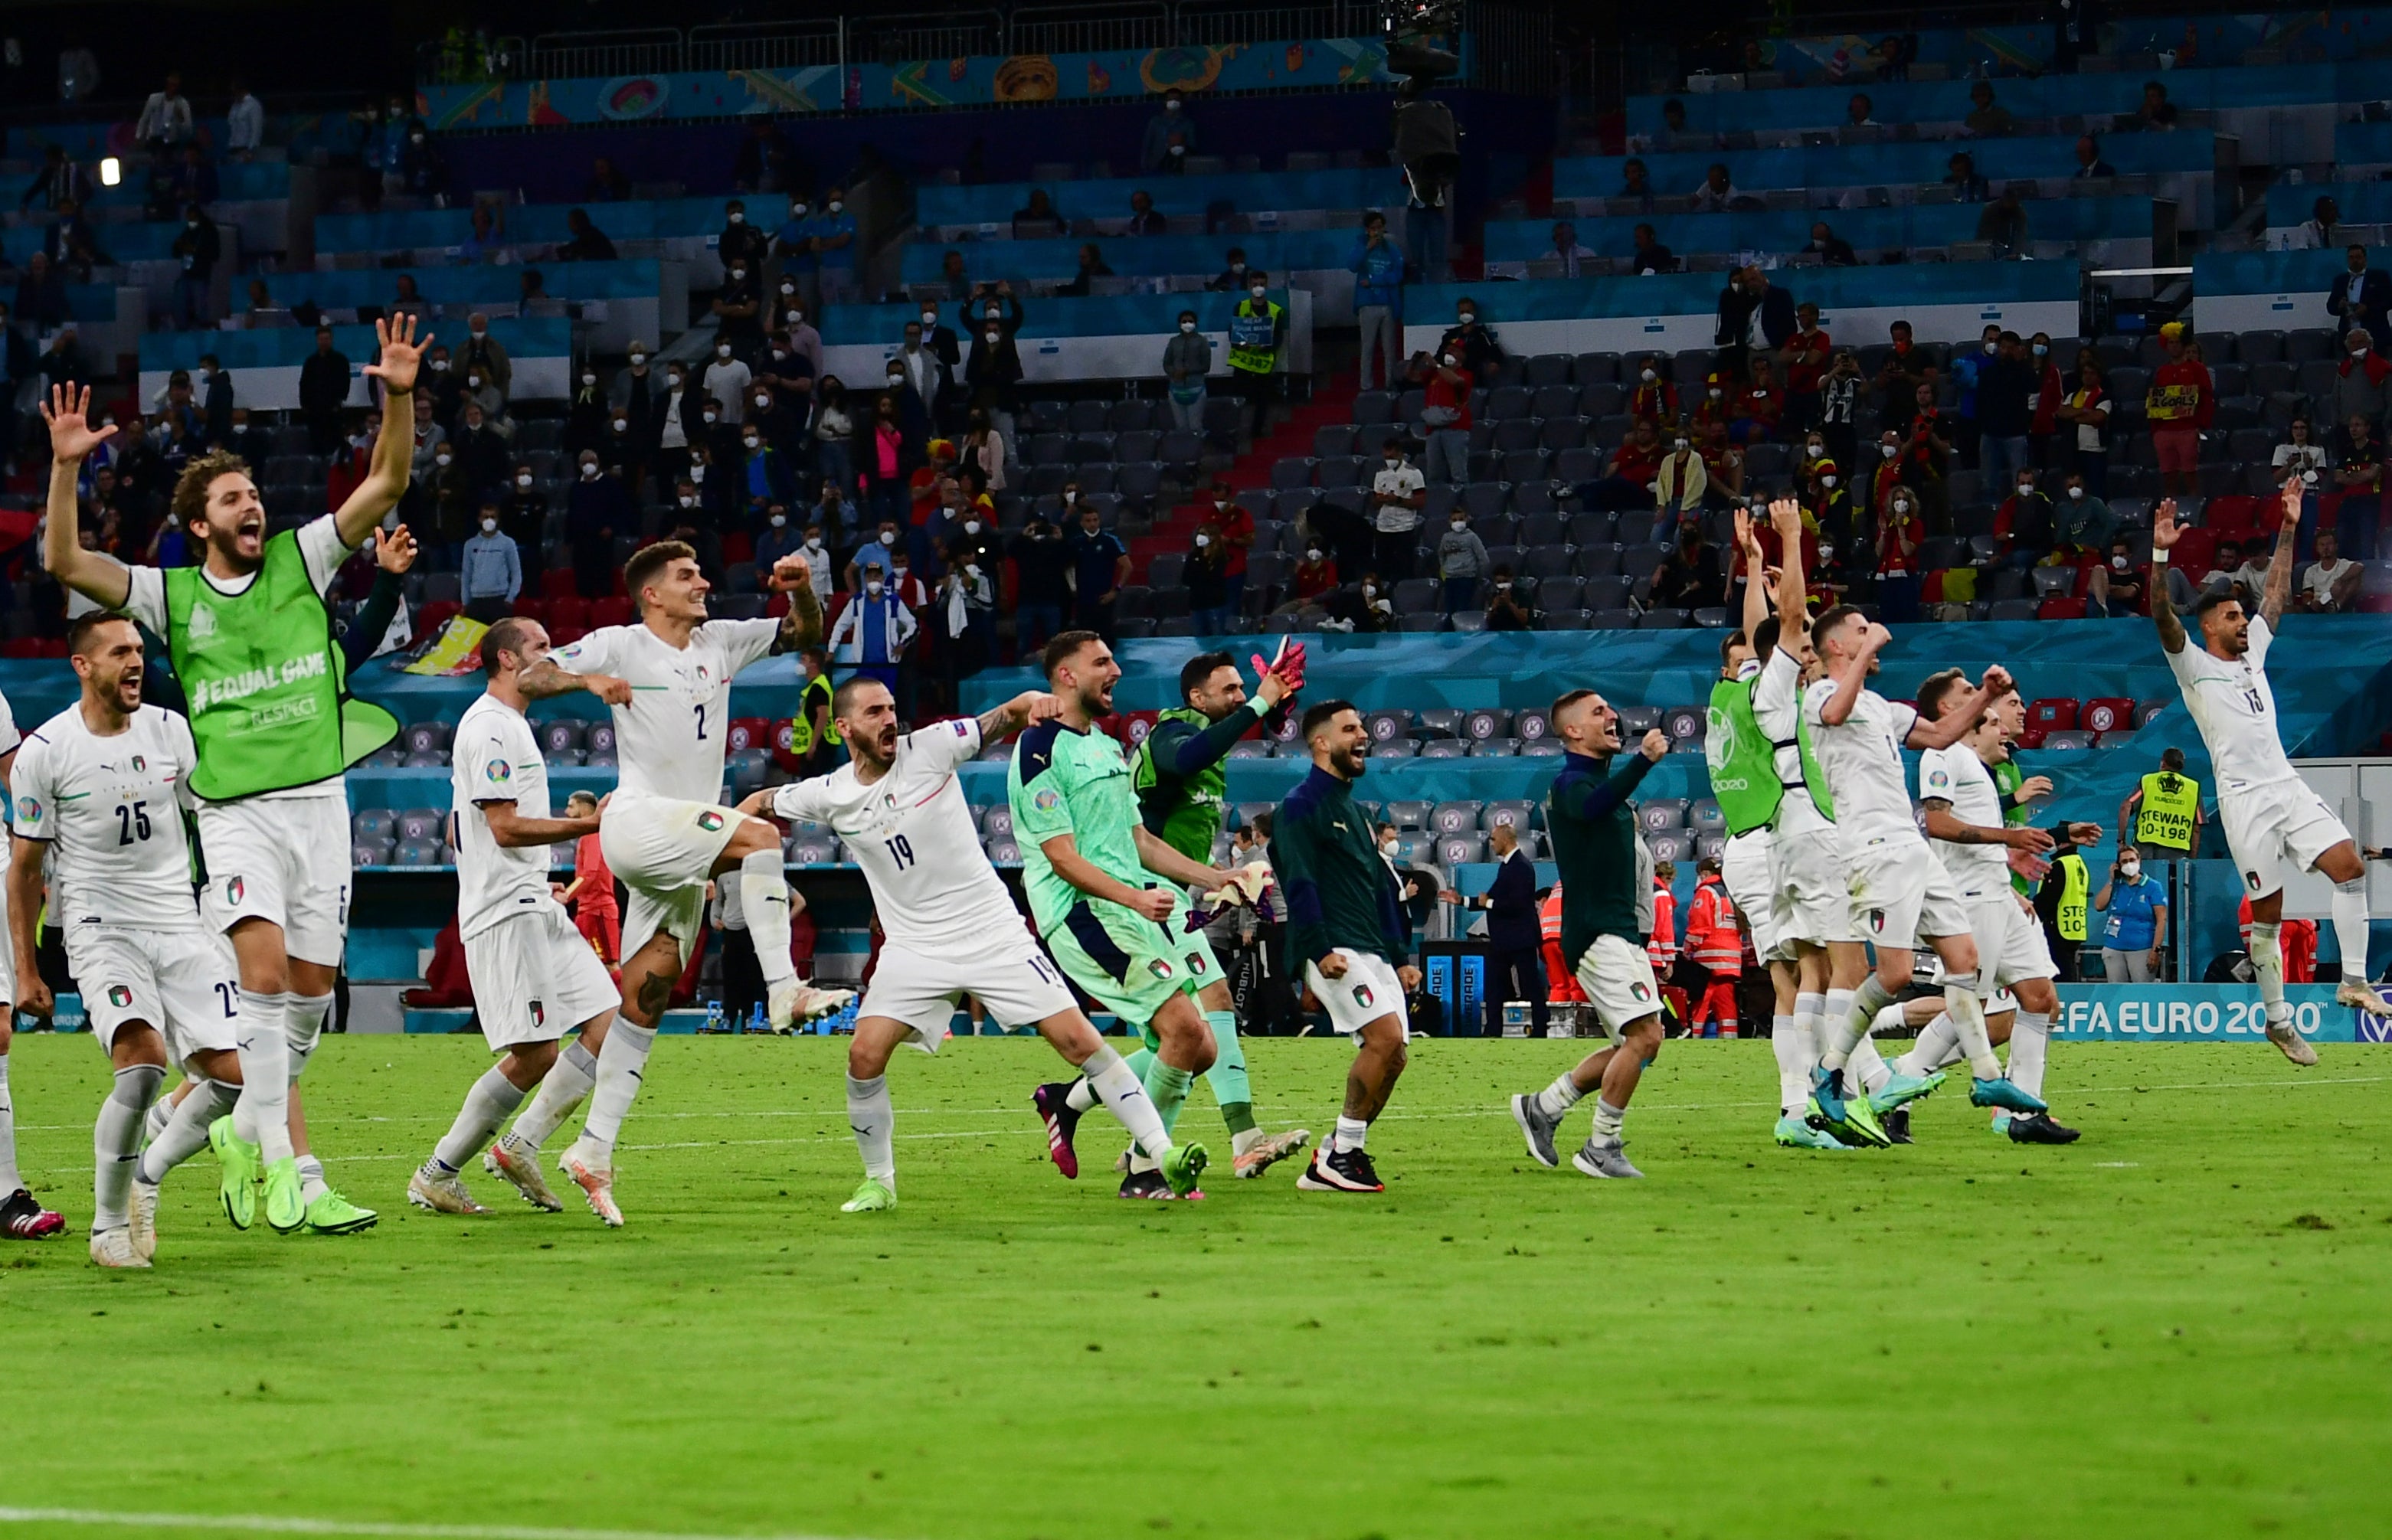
[3,1035,2390,1540]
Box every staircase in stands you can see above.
[1129,378,1360,574]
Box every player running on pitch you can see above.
[408,618,620,1217]
[1272,701,1420,1192]
[44,355,424,1238]
[518,540,848,1224]
[2151,481,2391,1059]
[5,616,252,1266]
[1104,645,1311,1176]
[1016,631,1229,1200]
[1801,610,2045,1142]
[741,677,1193,1211]
[1507,692,1672,1179]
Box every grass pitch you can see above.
[2,1034,2388,1540]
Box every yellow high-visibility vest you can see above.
[2056,852,2089,942]
[2135,771,2199,852]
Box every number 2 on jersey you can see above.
[693,702,708,741]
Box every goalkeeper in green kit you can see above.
[1033,644,1314,1182]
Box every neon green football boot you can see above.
[208,1117,257,1231]
[839,1178,897,1212]
[262,1157,306,1234]
[303,1185,380,1234]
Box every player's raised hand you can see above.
[1128,887,1176,924]
[767,552,813,593]
[41,384,116,463]
[364,312,431,394]
[1982,663,2015,696]
[1638,727,1670,761]
[1769,496,1803,539]
[2017,773,2053,800]
[1733,503,1756,557]
[2278,473,2304,530]
[2151,498,2183,549]
[373,522,420,574]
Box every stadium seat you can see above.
[1363,709,1412,745]
[402,721,453,754]
[2037,597,2086,620]
[1462,708,1511,741]
[2026,698,2080,732]
[1438,835,1486,865]
[1430,800,1481,834]
[1639,799,1688,832]
[1483,799,1536,832]
[1687,798,1726,834]
[1513,708,1551,742]
[1383,800,1433,830]
[2081,697,2136,734]
[2042,731,2096,750]
[1647,832,1690,864]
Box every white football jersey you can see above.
[1802,678,1924,844]
[0,687,19,871]
[11,704,202,930]
[549,618,780,805]
[1752,646,1830,836]
[1916,743,2007,892]
[771,718,1022,952]
[451,693,563,940]
[2165,617,2297,795]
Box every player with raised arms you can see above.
[43,338,427,1238]
[2149,479,2391,1058]
[738,676,1187,1211]
[516,539,847,1224]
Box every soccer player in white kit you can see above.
[0,680,65,1243]
[2150,483,2391,1061]
[519,540,849,1224]
[45,362,424,1237]
[1911,670,2100,1144]
[738,676,1184,1212]
[1801,609,2046,1140]
[409,618,621,1217]
[5,615,249,1266]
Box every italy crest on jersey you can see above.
[696,810,725,832]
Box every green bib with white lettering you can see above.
[1792,709,1834,823]
[163,529,398,801]
[1703,677,1781,835]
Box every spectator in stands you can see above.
[0,310,37,466]
[2335,326,2390,433]
[895,319,951,425]
[1331,573,1396,633]
[826,564,916,703]
[2093,854,2167,983]
[860,391,918,533]
[584,156,630,203]
[1690,162,1740,214]
[1544,221,1595,277]
[299,326,351,454]
[1945,152,1989,204]
[384,273,428,329]
[2196,536,2246,598]
[1729,355,1785,443]
[2147,322,2213,501]
[848,519,902,593]
[2026,332,2066,468]
[1124,189,1166,237]
[934,249,971,300]
[1204,248,1252,292]
[11,253,66,331]
[735,420,797,525]
[501,464,546,573]
[2132,80,2178,132]
[881,355,931,448]
[1996,471,2056,568]
[937,540,996,689]
[2273,414,2326,489]
[1419,345,1473,486]
[1716,267,1793,379]
[813,188,859,303]
[451,398,510,493]
[1292,541,1338,604]
[1058,242,1113,299]
[1352,212,1407,391]
[1845,93,1877,128]
[460,502,522,622]
[772,194,819,309]
[47,197,110,280]
[564,365,609,460]
[2072,136,2117,179]
[1950,323,1999,469]
[456,201,505,266]
[1067,501,1130,639]
[1811,346,1860,472]
[1429,502,1493,620]
[715,256,766,356]
[1873,488,1926,621]
[2087,534,2179,618]
[811,377,856,498]
[1440,296,1501,378]
[2053,469,2115,558]
[1568,416,1664,511]
[1159,309,1214,432]
[457,312,511,402]
[1598,159,1650,217]
[136,72,194,155]
[1978,331,2037,493]
[1207,482,1254,616]
[1186,517,1230,633]
[399,121,447,204]
[1874,319,1928,419]
[1654,427,1708,517]
[2285,195,2341,252]
[732,117,803,197]
[1780,302,1832,428]
[1976,188,2030,256]
[960,408,1007,497]
[1803,222,1857,268]
[1651,515,1725,612]
[20,144,91,211]
[1965,81,2016,138]
[1009,513,1070,654]
[1624,223,1674,277]
[2332,414,2384,558]
[1371,436,1428,578]
[698,339,751,426]
[1700,422,1746,503]
[1012,188,1061,239]
[603,403,646,482]
[1143,89,1196,174]
[2055,353,2112,495]
[918,299,962,398]
[752,504,800,571]
[963,311,1024,443]
[718,199,768,278]
[558,208,617,263]
[1626,356,1677,426]
[2297,529,2363,613]
[456,357,507,438]
[1894,383,1952,512]
[39,324,85,397]
[1806,451,1853,557]
[1483,568,1532,629]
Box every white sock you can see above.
[234,991,295,1162]
[93,1063,162,1230]
[579,1020,658,1155]
[145,1087,177,1143]
[1082,1045,1170,1156]
[1823,977,1893,1071]
[138,1077,237,1186]
[1847,1034,1891,1095]
[511,1037,598,1149]
[434,1066,526,1172]
[2248,921,2288,1025]
[1942,976,2001,1080]
[1333,1114,1369,1153]
[1533,1072,1585,1120]
[1817,989,1852,1064]
[2331,878,2374,986]
[296,1153,329,1203]
[2008,1010,2051,1104]
[1064,1074,1101,1115]
[0,1053,19,1194]
[1589,1098,1625,1143]
[1769,1013,1810,1116]
[286,991,332,1082]
[740,850,797,987]
[1894,1012,1962,1077]
[847,1074,895,1184]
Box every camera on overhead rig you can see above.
[1385,0,1461,208]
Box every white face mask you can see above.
[1194,534,1210,548]
[1180,321,1196,334]
[2069,486,2086,500]
[630,352,646,366]
[611,419,627,433]
[1458,313,1476,325]
[2112,554,2129,571]
[1893,500,1912,515]
[1674,437,1689,450]
[717,345,732,359]
[1385,457,1401,469]
[985,331,1000,344]
[1451,518,1468,531]
[1985,340,1998,354]
[690,465,705,483]
[1379,836,1397,853]
[781,280,798,296]
[467,375,483,389]
[2119,861,2141,878]
[1641,368,1657,383]
[581,371,596,386]
[2354,345,2370,358]
[1821,475,1837,488]
[805,535,822,550]
[1307,548,1323,561]
[879,530,896,546]
[515,472,532,488]
[754,394,771,410]
[866,578,883,595]
[964,518,982,534]
[1363,584,1376,597]
[1880,443,1897,459]
[921,311,937,327]
[2018,482,2034,496]
[966,562,981,577]
[2032,343,2048,357]
[728,211,745,225]
[728,268,747,282]
[1707,387,1723,399]
[827,199,843,213]
[479,518,497,534]
[1063,490,1078,505]
[579,463,597,479]
[434,453,452,466]
[679,495,698,508]
[743,436,760,450]
[431,358,448,372]
[1250,286,1267,299]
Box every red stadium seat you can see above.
[2081,696,2136,734]
[510,598,548,626]
[2202,495,2261,537]
[2037,597,2086,621]
[540,568,578,599]
[722,531,754,564]
[2025,697,2080,730]
[2016,727,2048,750]
[0,639,40,659]
[591,597,633,628]
[771,717,803,772]
[1121,710,1160,745]
[2172,528,2217,574]
[417,600,461,633]
[547,597,590,631]
[548,624,585,647]
[726,716,770,752]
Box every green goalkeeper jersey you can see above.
[1009,718,1150,935]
